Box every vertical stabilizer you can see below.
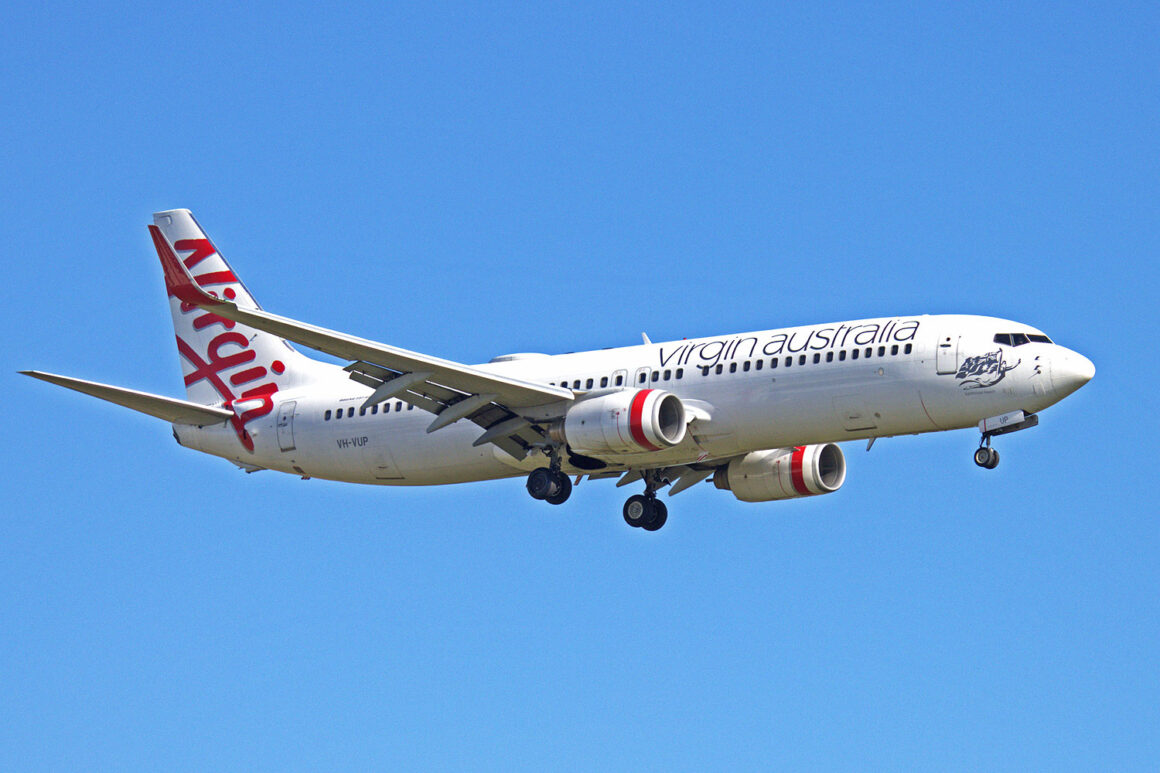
[152,209,324,449]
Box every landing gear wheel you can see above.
[641,499,668,531]
[545,472,572,505]
[526,464,566,499]
[623,494,649,528]
[974,447,999,469]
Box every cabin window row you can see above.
[324,401,415,421]
[699,343,914,375]
[549,369,686,391]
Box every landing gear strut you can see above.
[622,470,668,531]
[526,447,572,505]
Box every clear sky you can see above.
[3,1,1157,769]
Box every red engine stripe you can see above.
[790,445,813,496]
[629,389,661,451]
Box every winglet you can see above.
[148,225,225,308]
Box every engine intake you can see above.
[714,444,846,502]
[558,389,687,455]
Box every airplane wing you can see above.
[21,371,235,426]
[150,226,572,458]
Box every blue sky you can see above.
[3,1,1157,769]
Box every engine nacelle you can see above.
[558,389,687,455]
[714,444,846,502]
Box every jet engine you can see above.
[713,444,846,502]
[554,389,687,455]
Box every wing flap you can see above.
[21,371,234,426]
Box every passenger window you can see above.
[826,352,834,362]
[904,344,912,354]
[864,347,872,358]
[395,402,402,412]
[383,403,390,413]
[701,366,710,376]
[600,377,608,388]
[715,364,723,375]
[755,360,762,371]
[574,379,582,389]
[812,353,820,364]
[798,355,806,366]
[651,371,660,382]
[676,368,684,379]
[615,375,624,386]
[891,344,899,356]
[371,404,378,415]
[742,361,750,372]
[770,358,777,369]
[877,346,885,357]
[324,409,332,420]
[408,404,414,410]
[585,378,593,389]
[839,350,846,361]
[663,370,671,380]
[852,349,859,360]
[359,406,366,416]
[349,407,355,417]
[785,356,792,368]
[638,373,646,384]
[729,363,737,373]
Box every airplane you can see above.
[22,209,1094,531]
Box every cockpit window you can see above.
[994,332,1053,346]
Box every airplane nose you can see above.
[1051,351,1095,397]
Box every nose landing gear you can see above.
[974,443,1000,469]
[973,410,1039,470]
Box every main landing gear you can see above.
[526,446,572,505]
[622,470,668,531]
[525,452,670,531]
[623,494,667,531]
[526,466,572,505]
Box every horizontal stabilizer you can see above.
[21,371,235,426]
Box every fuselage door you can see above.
[276,400,297,452]
[936,335,960,375]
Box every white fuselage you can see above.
[174,314,1091,485]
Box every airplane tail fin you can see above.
[151,209,325,420]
